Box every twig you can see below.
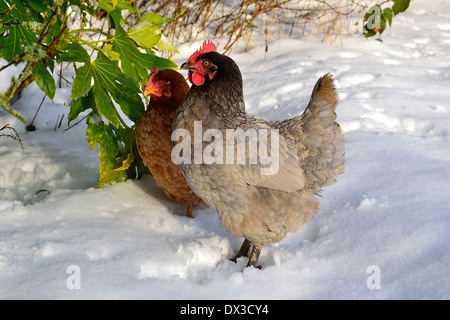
[0,123,25,150]
[27,95,46,131]
[65,113,89,132]
[57,72,72,85]
[0,53,26,72]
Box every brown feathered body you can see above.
[174,49,345,251]
[135,69,203,213]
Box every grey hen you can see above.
[173,41,345,268]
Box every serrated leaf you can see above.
[71,63,92,99]
[45,55,54,72]
[392,0,410,15]
[128,27,161,49]
[32,60,56,99]
[1,26,22,61]
[86,115,104,150]
[92,80,119,128]
[59,43,90,64]
[112,24,177,86]
[99,129,118,162]
[1,25,38,62]
[90,51,144,124]
[139,12,163,25]
[17,26,38,47]
[112,27,143,83]
[68,99,85,123]
[127,21,161,48]
[101,44,120,61]
[155,34,179,53]
[6,2,28,23]
[68,89,94,123]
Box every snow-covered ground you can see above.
[0,0,449,299]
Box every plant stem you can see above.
[70,35,105,50]
[69,28,113,38]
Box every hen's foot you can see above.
[230,238,252,262]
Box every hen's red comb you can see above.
[188,40,217,62]
[150,66,159,80]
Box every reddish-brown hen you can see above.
[135,67,203,217]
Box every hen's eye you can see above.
[203,60,210,67]
[157,81,163,86]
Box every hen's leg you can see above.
[230,238,252,262]
[247,244,263,269]
[186,205,193,218]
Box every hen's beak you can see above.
[143,87,154,97]
[180,61,194,70]
[143,85,162,97]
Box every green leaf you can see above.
[59,43,90,64]
[383,8,393,27]
[68,89,94,123]
[25,0,48,13]
[32,60,56,99]
[101,44,120,61]
[96,128,128,187]
[112,27,143,83]
[364,26,377,38]
[98,0,118,12]
[127,13,162,48]
[71,63,92,99]
[99,128,118,162]
[116,0,140,15]
[108,7,123,29]
[392,0,410,15]
[155,34,179,53]
[97,167,127,187]
[0,0,9,13]
[142,12,165,24]
[139,53,177,71]
[1,26,22,62]
[86,115,104,150]
[90,51,144,124]
[1,24,40,61]
[5,2,28,23]
[128,25,161,49]
[17,26,38,47]
[92,79,119,128]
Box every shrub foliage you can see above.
[0,0,179,186]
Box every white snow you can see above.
[0,0,449,299]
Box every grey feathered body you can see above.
[174,52,344,246]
